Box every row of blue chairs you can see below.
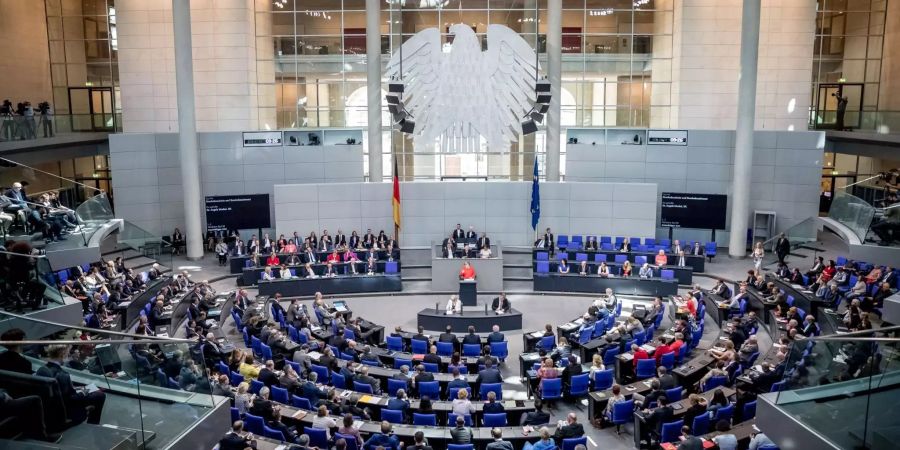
[605,399,758,441]
[384,337,509,361]
[259,261,401,278]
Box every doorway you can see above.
[68,87,116,132]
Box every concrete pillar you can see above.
[545,0,562,182]
[728,0,761,258]
[366,0,383,182]
[172,0,203,260]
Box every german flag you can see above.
[392,156,401,234]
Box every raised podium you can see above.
[459,279,477,306]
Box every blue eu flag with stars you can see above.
[530,155,540,231]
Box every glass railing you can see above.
[0,250,66,313]
[74,192,115,243]
[828,191,877,243]
[772,326,900,450]
[758,217,820,268]
[0,310,223,449]
[115,220,173,270]
[810,110,900,135]
[0,114,121,141]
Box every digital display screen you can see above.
[660,192,727,229]
[205,194,271,231]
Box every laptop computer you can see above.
[333,301,348,312]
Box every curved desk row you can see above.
[534,260,694,285]
[418,308,524,333]
[242,261,402,286]
[229,248,399,274]
[533,248,706,273]
[533,273,678,297]
[258,274,402,297]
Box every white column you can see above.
[545,0,562,182]
[366,0,383,182]
[172,0,203,260]
[728,0,761,258]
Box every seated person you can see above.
[36,344,106,426]
[558,259,570,274]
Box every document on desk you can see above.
[292,410,308,419]
[308,351,322,359]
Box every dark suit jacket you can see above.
[423,353,442,365]
[476,368,502,384]
[478,237,491,249]
[438,333,458,345]
[554,423,584,440]
[487,331,505,343]
[258,368,279,387]
[483,402,505,414]
[646,406,674,433]
[462,334,481,345]
[584,240,598,251]
[620,242,632,252]
[453,229,466,240]
[219,432,255,450]
[491,297,510,313]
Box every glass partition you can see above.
[0,311,222,449]
[74,192,116,242]
[0,250,66,312]
[773,328,900,450]
[827,190,876,242]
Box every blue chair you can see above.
[592,369,614,391]
[692,412,710,435]
[538,335,555,351]
[413,413,437,426]
[536,261,550,273]
[568,373,590,397]
[411,339,428,354]
[448,413,473,427]
[660,269,675,280]
[676,344,689,365]
[489,341,508,361]
[705,242,716,260]
[557,235,569,249]
[660,351,676,370]
[483,413,507,427]
[387,378,409,398]
[292,395,313,410]
[260,343,273,361]
[603,347,620,366]
[660,420,684,443]
[571,235,584,249]
[418,381,440,399]
[742,400,757,421]
[231,406,241,423]
[423,363,439,373]
[636,358,656,379]
[310,364,329,383]
[263,425,286,441]
[614,236,625,246]
[633,330,647,346]
[229,371,244,387]
[353,381,374,394]
[462,344,481,357]
[244,414,265,434]
[601,242,614,251]
[594,253,608,262]
[448,445,474,450]
[575,252,588,262]
[562,437,587,450]
[249,379,264,395]
[715,403,734,423]
[635,255,647,266]
[381,409,404,424]
[536,252,549,261]
[394,358,413,369]
[336,433,360,450]
[270,386,289,404]
[607,399,634,434]
[480,383,502,400]
[340,351,356,361]
[541,378,562,402]
[664,387,683,402]
[385,261,399,274]
[436,341,454,357]
[331,372,346,389]
[386,335,404,352]
[702,376,728,392]
[448,386,472,401]
[614,254,628,264]
[250,336,262,357]
[304,427,329,448]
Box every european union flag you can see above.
[530,155,540,231]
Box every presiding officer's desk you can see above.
[533,273,678,296]
[534,248,705,273]
[535,260,693,285]
[258,273,402,297]
[431,244,503,292]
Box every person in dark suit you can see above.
[521,399,551,425]
[412,326,430,345]
[423,346,442,365]
[439,325,459,349]
[559,354,582,392]
[642,395,674,443]
[452,224,466,241]
[0,328,33,374]
[249,387,276,422]
[354,366,381,394]
[676,426,703,450]
[36,345,106,425]
[301,372,328,405]
[465,226,477,241]
[386,388,410,418]
[257,360,279,387]
[487,325,505,343]
[219,421,256,450]
[482,390,505,414]
[477,232,490,251]
[462,326,480,345]
[620,239,632,252]
[775,233,791,264]
[535,228,554,250]
[491,293,511,314]
[553,413,585,441]
[413,365,435,396]
[476,359,503,386]
[362,229,376,248]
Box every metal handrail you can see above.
[0,309,185,342]
[0,338,194,345]
[806,323,900,341]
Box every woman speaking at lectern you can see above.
[459,261,476,280]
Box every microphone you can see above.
[485,303,488,315]
[436,302,440,313]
